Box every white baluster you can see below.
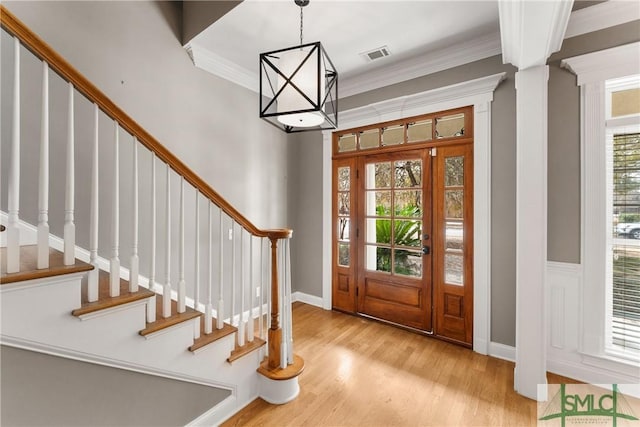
[285,238,294,364]
[259,237,264,340]
[147,153,157,323]
[194,193,200,310]
[177,177,186,313]
[7,37,21,274]
[163,165,172,318]
[88,104,100,302]
[63,82,75,266]
[37,61,50,269]
[217,209,224,330]
[204,202,213,335]
[248,234,254,343]
[110,122,120,297]
[231,222,236,329]
[280,242,287,369]
[238,229,246,347]
[130,138,139,292]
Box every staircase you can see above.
[0,6,303,425]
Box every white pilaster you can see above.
[514,65,549,400]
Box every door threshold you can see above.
[356,312,434,335]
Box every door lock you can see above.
[422,246,430,255]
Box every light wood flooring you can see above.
[223,302,578,426]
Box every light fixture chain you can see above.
[299,4,304,46]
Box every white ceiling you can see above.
[186,0,637,97]
[192,0,499,80]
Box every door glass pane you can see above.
[366,190,391,216]
[394,160,422,187]
[445,253,464,285]
[394,249,422,277]
[394,190,422,217]
[382,125,405,146]
[445,221,463,250]
[338,192,350,215]
[338,134,357,152]
[359,129,380,150]
[365,162,391,189]
[337,166,350,191]
[435,113,465,139]
[338,218,350,241]
[393,220,421,248]
[445,156,464,186]
[338,243,350,266]
[366,218,391,244]
[445,190,464,219]
[407,119,432,143]
[366,245,391,273]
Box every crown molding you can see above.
[499,0,573,70]
[339,32,502,98]
[185,43,258,93]
[565,1,640,39]
[561,42,640,86]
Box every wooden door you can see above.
[356,150,433,331]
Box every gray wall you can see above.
[288,22,640,346]
[182,1,242,45]
[1,345,230,426]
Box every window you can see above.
[562,43,640,368]
[606,76,640,355]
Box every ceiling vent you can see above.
[361,46,391,62]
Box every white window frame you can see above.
[561,42,640,370]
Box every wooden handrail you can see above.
[0,5,288,241]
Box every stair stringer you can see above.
[0,272,264,425]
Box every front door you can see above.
[357,150,432,330]
[331,106,474,346]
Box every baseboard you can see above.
[488,341,516,362]
[547,356,640,387]
[291,291,324,308]
[186,394,241,427]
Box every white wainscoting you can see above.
[546,261,640,385]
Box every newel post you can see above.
[268,234,283,369]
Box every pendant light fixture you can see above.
[259,0,338,133]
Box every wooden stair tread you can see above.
[72,270,155,317]
[227,338,266,364]
[139,294,201,336]
[0,245,93,285]
[189,317,237,352]
[257,354,305,381]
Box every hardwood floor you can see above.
[223,302,578,426]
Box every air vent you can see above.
[361,46,391,62]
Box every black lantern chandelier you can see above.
[259,0,338,133]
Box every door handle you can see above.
[422,246,430,255]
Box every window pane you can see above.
[435,113,465,139]
[611,132,640,352]
[445,190,464,219]
[338,134,356,152]
[407,119,432,143]
[612,88,640,118]
[365,162,391,189]
[366,190,391,216]
[366,245,391,273]
[394,249,422,277]
[338,218,350,241]
[394,190,422,217]
[366,218,391,244]
[359,129,380,150]
[382,124,404,146]
[445,156,464,186]
[394,160,422,188]
[338,192,350,215]
[393,220,421,248]
[338,243,350,266]
[446,221,464,250]
[445,253,464,286]
[337,166,350,191]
